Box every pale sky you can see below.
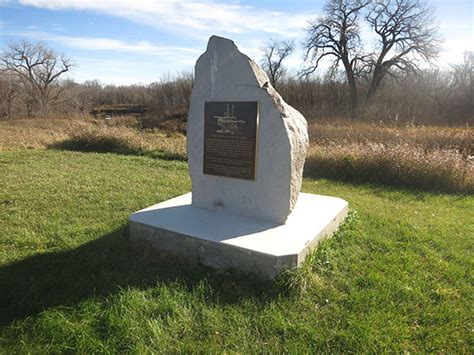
[1,0,472,85]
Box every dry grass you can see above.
[0,117,89,151]
[306,121,473,193]
[0,117,186,159]
[1,116,472,193]
[308,121,473,156]
[53,127,186,160]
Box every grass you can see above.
[308,120,473,155]
[0,117,187,159]
[1,117,472,193]
[1,149,472,352]
[306,121,474,193]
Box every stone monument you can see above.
[129,36,348,278]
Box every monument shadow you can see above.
[0,226,277,326]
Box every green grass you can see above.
[0,149,472,352]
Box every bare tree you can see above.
[448,52,473,119]
[365,0,441,102]
[0,72,21,119]
[303,0,369,117]
[0,40,74,116]
[304,0,440,116]
[261,39,295,88]
[77,79,102,112]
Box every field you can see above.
[0,117,473,352]
[1,117,472,193]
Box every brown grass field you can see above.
[0,116,472,193]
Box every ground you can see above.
[1,149,472,352]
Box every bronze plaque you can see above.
[203,101,258,180]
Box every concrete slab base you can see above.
[128,192,348,278]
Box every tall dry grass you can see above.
[0,116,89,151]
[308,121,472,156]
[1,116,472,193]
[306,121,473,193]
[0,116,186,159]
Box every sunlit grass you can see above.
[1,150,472,352]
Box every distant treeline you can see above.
[0,62,472,125]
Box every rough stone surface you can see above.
[187,35,309,223]
[129,192,348,278]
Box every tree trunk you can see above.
[342,57,359,118]
[39,87,50,117]
[6,98,12,120]
[366,65,385,104]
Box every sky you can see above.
[0,0,472,85]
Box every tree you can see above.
[261,39,295,88]
[0,40,74,116]
[78,79,102,112]
[304,0,440,115]
[303,0,368,117]
[0,72,21,119]
[365,0,441,102]
[448,52,473,119]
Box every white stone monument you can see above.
[129,36,348,278]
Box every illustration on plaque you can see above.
[214,104,245,134]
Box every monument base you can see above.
[129,192,348,278]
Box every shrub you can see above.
[49,123,187,160]
[54,129,144,155]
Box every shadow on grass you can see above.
[304,156,473,195]
[0,226,276,326]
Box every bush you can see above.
[54,130,143,155]
[48,123,187,160]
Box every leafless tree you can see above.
[76,79,103,112]
[0,40,74,116]
[261,39,295,88]
[0,72,21,119]
[364,0,441,102]
[451,52,473,93]
[304,0,440,116]
[303,0,369,117]
[447,52,473,119]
